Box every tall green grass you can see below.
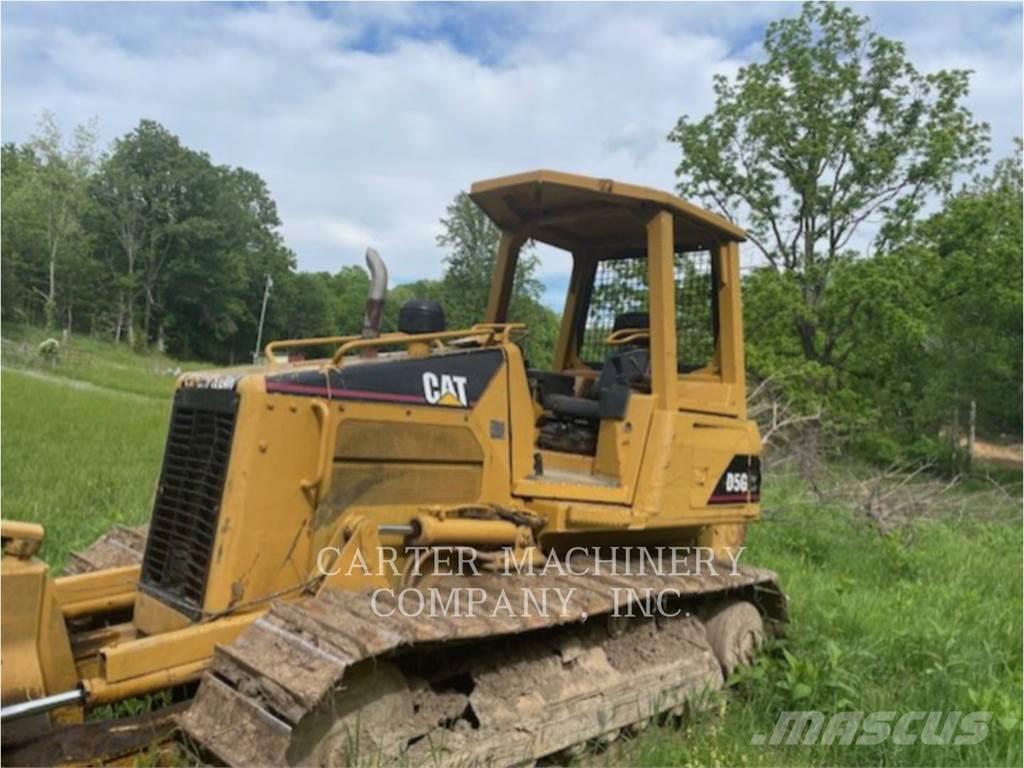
[600,473,1023,767]
[0,370,169,570]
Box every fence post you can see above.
[968,400,976,470]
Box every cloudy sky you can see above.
[3,1,1021,305]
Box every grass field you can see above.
[603,474,1023,767]
[1,334,1021,766]
[1,323,204,400]
[0,370,169,570]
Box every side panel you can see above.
[200,377,323,616]
[202,349,515,615]
[266,349,504,409]
[329,421,484,509]
[641,412,760,526]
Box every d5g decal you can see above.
[708,455,761,505]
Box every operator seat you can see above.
[543,311,650,422]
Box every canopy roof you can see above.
[469,170,745,254]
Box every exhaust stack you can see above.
[361,247,388,340]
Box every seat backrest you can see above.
[593,313,655,399]
[597,311,651,393]
[595,348,650,394]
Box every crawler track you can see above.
[181,555,785,766]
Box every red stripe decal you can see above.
[266,380,427,404]
[708,493,759,504]
[265,379,477,407]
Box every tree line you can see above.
[0,115,558,366]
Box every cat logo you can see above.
[422,372,469,407]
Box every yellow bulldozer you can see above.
[1,170,786,766]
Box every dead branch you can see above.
[746,377,823,456]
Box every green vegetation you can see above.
[0,370,167,571]
[432,192,559,368]
[1,120,557,368]
[596,472,1023,768]
[670,2,1021,470]
[1,323,205,399]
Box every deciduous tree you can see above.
[23,113,97,330]
[436,192,558,367]
[669,2,989,364]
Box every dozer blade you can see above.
[180,555,785,767]
[63,525,148,575]
[1,524,157,766]
[3,702,186,767]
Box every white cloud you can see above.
[2,1,1020,303]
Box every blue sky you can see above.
[2,2,1021,308]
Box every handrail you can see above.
[328,323,527,366]
[472,323,528,341]
[262,323,528,368]
[265,334,361,363]
[330,329,493,366]
[605,328,651,346]
[446,323,527,347]
[300,399,333,506]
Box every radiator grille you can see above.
[140,387,238,618]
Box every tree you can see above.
[91,120,179,347]
[209,166,296,358]
[161,164,296,361]
[329,266,372,334]
[20,113,98,330]
[281,272,339,339]
[669,2,989,364]
[743,146,1023,468]
[2,111,570,371]
[1,143,43,322]
[93,121,221,349]
[913,146,1023,442]
[436,192,558,367]
[436,192,533,328]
